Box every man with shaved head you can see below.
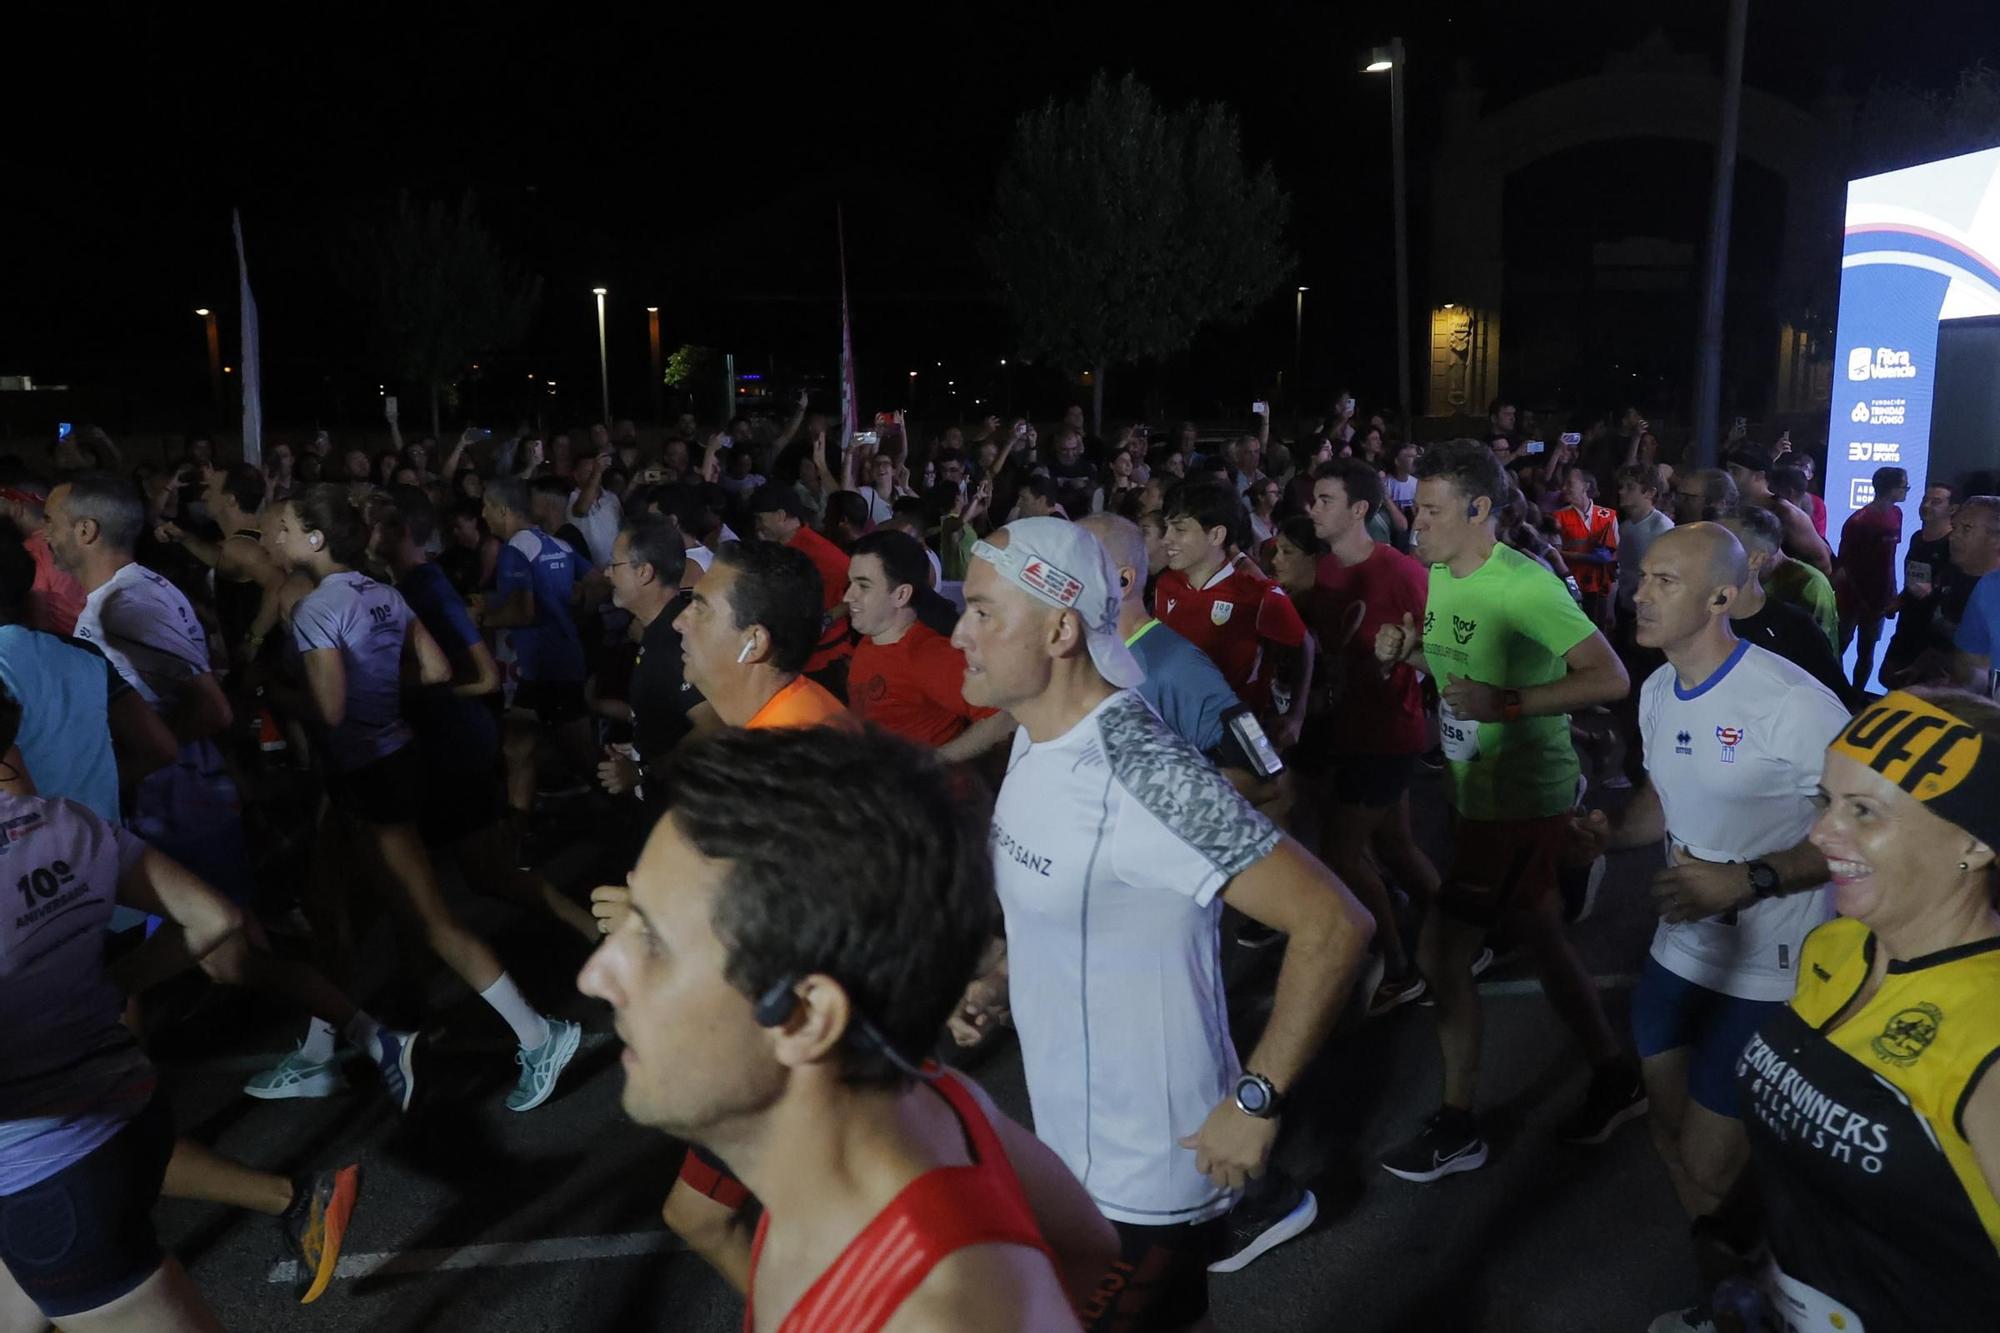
[1575,524,1850,1330]
[950,517,1372,1327]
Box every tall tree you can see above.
[985,72,1294,431]
[347,191,542,437]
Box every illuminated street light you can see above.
[1363,37,1411,432]
[592,288,610,423]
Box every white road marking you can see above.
[268,1232,678,1285]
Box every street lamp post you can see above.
[195,308,221,409]
[1365,39,1412,436]
[646,306,662,424]
[592,287,610,426]
[1294,287,1308,408]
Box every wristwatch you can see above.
[1746,860,1781,899]
[1232,1071,1285,1119]
[1500,689,1524,723]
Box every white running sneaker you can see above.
[507,1019,583,1112]
[245,1045,348,1100]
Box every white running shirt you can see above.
[1639,641,1849,1001]
[291,572,415,773]
[990,690,1280,1226]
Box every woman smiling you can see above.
[1734,687,2000,1329]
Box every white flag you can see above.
[233,209,263,465]
[837,206,858,452]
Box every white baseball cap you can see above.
[971,518,1145,690]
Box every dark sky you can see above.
[6,1,1995,437]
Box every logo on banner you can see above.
[1847,441,1902,463]
[1855,399,1906,426]
[1716,725,1744,762]
[1848,347,1918,381]
[1850,479,1877,507]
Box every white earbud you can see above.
[308,533,323,550]
[736,640,755,664]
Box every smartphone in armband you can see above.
[1225,708,1286,780]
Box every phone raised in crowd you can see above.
[57,422,73,440]
[1560,432,1581,447]
[853,430,881,447]
[1522,439,1546,455]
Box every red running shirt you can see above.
[1154,564,1307,715]
[847,623,996,747]
[745,1071,1054,1333]
[1306,544,1430,755]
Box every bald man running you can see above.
[1574,524,1848,1332]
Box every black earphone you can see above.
[752,974,935,1081]
[1466,498,1483,520]
[753,976,797,1027]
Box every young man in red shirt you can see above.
[750,483,853,698]
[1551,464,1619,630]
[843,530,1013,757]
[1306,459,1439,1013]
[579,727,1116,1332]
[1155,479,1313,751]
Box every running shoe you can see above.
[1469,945,1496,978]
[1555,1062,1648,1145]
[1419,746,1445,772]
[374,1029,421,1113]
[282,1164,360,1305]
[1207,1181,1319,1274]
[1235,921,1286,950]
[1368,967,1429,1016]
[1561,854,1608,925]
[1647,1308,1717,1333]
[245,1045,347,1100]
[1380,1109,1488,1182]
[507,1018,583,1112]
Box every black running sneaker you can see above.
[1380,1109,1488,1182]
[1556,1062,1649,1145]
[1207,1180,1319,1274]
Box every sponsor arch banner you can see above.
[1825,145,2000,565]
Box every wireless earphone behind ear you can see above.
[736,639,756,664]
[754,976,797,1027]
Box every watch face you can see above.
[1237,1077,1270,1115]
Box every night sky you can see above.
[6,1,1994,440]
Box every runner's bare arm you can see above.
[938,710,1014,763]
[108,687,178,785]
[163,671,234,745]
[1182,837,1372,1188]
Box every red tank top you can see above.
[744,1070,1053,1333]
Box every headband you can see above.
[1829,690,2000,851]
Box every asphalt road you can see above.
[155,769,1703,1332]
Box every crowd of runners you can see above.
[0,397,1995,1331]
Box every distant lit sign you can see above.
[1826,145,2000,587]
